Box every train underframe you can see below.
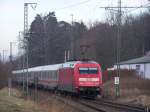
[13,80,102,98]
[78,86,101,97]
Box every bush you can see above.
[103,69,137,83]
[0,63,10,89]
[102,69,150,98]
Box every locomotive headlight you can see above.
[91,78,99,81]
[79,78,86,81]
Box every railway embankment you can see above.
[0,88,46,112]
[0,87,81,112]
[103,70,150,107]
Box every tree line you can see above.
[14,10,150,70]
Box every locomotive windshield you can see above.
[79,67,98,74]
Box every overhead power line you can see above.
[53,0,92,11]
[100,3,150,11]
[127,3,150,13]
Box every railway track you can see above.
[98,100,147,111]
[76,99,108,112]
[55,95,107,112]
[80,98,149,112]
[49,93,148,112]
[22,87,106,112]
[16,86,150,112]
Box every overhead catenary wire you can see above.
[127,3,150,13]
[100,2,150,13]
[52,0,93,11]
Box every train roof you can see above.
[62,61,98,67]
[12,61,99,74]
[12,64,62,74]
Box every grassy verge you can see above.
[0,88,44,112]
[0,88,77,112]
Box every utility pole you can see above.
[80,45,90,60]
[3,50,4,63]
[2,50,7,63]
[64,50,67,62]
[18,31,24,70]
[18,31,26,94]
[9,42,16,96]
[70,14,74,60]
[68,50,70,61]
[0,52,1,62]
[116,0,121,97]
[9,42,16,64]
[24,3,37,96]
[100,0,149,97]
[10,42,13,63]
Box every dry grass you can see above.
[103,70,150,106]
[39,97,76,112]
[0,88,46,112]
[103,69,137,82]
[0,87,78,112]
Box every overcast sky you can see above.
[0,0,149,60]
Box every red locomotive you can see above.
[12,61,102,97]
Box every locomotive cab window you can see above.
[79,68,88,74]
[79,67,98,74]
[89,68,98,74]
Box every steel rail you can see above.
[89,99,148,112]
[99,100,146,110]
[77,100,107,112]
